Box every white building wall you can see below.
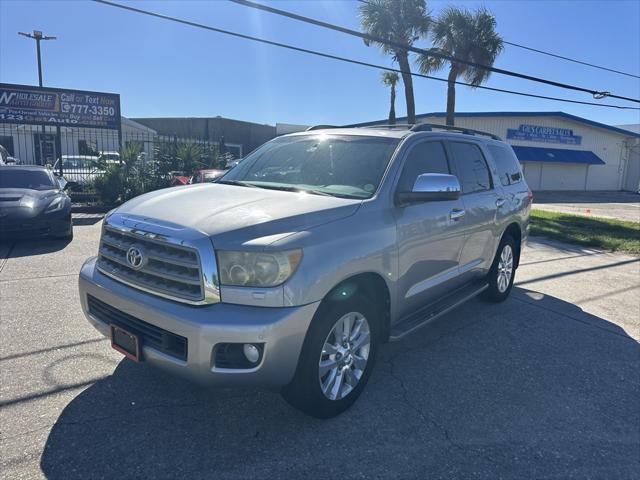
[415,115,633,191]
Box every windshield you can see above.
[61,157,100,169]
[221,134,399,198]
[0,169,56,190]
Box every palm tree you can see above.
[418,6,503,126]
[360,0,430,125]
[381,71,400,124]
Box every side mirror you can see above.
[396,173,461,204]
[63,180,79,191]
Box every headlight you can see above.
[45,195,65,213]
[217,250,302,287]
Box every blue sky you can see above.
[1,0,639,127]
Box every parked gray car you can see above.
[79,124,531,418]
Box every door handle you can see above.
[450,209,466,220]
[496,198,506,208]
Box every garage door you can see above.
[522,162,541,190]
[624,148,640,192]
[540,164,587,190]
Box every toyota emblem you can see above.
[126,245,146,270]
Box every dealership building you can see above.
[359,111,640,192]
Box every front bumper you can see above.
[0,209,71,238]
[79,256,319,388]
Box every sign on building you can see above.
[0,83,121,130]
[506,124,582,145]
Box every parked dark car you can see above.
[0,165,73,240]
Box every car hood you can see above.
[112,183,362,248]
[0,188,60,213]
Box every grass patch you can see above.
[530,209,640,255]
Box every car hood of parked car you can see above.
[111,183,363,247]
[0,188,62,214]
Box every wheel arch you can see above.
[323,272,392,343]
[503,222,522,268]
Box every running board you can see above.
[389,282,489,341]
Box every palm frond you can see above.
[380,70,400,86]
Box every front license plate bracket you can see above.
[110,325,140,362]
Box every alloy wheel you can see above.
[318,312,371,401]
[497,244,514,293]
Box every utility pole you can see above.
[18,30,56,87]
[18,30,57,166]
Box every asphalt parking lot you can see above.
[1,216,638,479]
[533,190,640,222]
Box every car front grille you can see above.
[97,225,205,303]
[87,295,188,361]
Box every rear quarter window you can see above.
[488,145,523,186]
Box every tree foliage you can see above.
[418,6,503,125]
[360,0,431,124]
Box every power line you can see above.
[230,0,639,104]
[91,0,639,111]
[502,40,640,80]
[356,0,640,80]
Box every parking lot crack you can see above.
[384,352,465,451]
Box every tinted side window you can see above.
[488,145,522,186]
[397,141,450,192]
[449,142,492,194]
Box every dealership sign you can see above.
[506,124,582,145]
[0,83,120,130]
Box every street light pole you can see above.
[18,30,57,165]
[18,30,56,87]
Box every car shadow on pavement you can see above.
[39,288,639,479]
[71,216,103,226]
[0,237,71,259]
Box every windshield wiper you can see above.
[217,180,259,188]
[221,181,362,199]
[248,184,335,197]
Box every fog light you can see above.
[243,344,260,364]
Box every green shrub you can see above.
[93,139,231,205]
[94,143,171,205]
[94,165,124,205]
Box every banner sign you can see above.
[506,124,582,145]
[0,83,121,130]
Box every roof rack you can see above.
[360,124,413,130]
[410,123,501,140]
[305,124,343,131]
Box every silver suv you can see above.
[79,124,531,418]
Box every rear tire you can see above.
[483,234,516,302]
[281,294,379,418]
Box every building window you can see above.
[0,136,14,156]
[79,139,99,156]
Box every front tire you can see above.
[483,234,516,302]
[52,216,73,241]
[281,294,379,418]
